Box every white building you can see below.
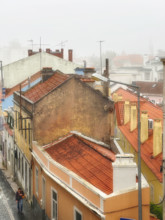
[3,51,82,89]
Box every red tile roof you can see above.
[44,133,115,194]
[114,88,162,182]
[23,72,69,102]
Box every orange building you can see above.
[32,132,150,220]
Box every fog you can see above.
[0,0,165,64]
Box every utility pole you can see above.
[161,58,165,219]
[98,41,104,75]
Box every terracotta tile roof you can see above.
[5,71,41,97]
[44,133,115,194]
[114,88,163,182]
[133,81,163,95]
[23,72,69,102]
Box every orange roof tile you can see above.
[23,72,69,102]
[114,88,163,182]
[45,133,114,194]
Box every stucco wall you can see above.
[33,77,113,145]
[33,159,101,220]
[3,52,82,88]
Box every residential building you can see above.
[132,81,163,105]
[113,88,163,203]
[32,132,150,220]
[3,49,81,89]
[2,108,15,177]
[13,69,114,201]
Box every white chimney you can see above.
[112,154,137,192]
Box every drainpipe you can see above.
[161,58,165,219]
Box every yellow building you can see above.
[113,88,163,204]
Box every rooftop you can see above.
[44,133,115,194]
[133,81,163,95]
[23,71,70,102]
[114,88,162,182]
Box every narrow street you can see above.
[0,168,37,220]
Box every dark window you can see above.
[75,210,82,220]
[28,123,31,145]
[25,120,27,140]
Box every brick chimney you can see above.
[153,119,162,157]
[46,48,51,53]
[140,111,148,143]
[130,104,137,132]
[124,101,130,125]
[68,49,73,62]
[112,154,136,192]
[28,50,33,56]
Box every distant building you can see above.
[133,81,163,105]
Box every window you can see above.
[22,157,24,178]
[28,122,31,145]
[18,152,20,170]
[74,207,82,220]
[15,112,17,129]
[25,119,27,140]
[8,143,11,161]
[35,167,38,196]
[52,189,58,220]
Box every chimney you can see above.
[113,93,118,102]
[153,119,162,157]
[112,154,136,192]
[41,67,54,82]
[46,48,51,53]
[140,111,148,143]
[28,50,33,56]
[61,49,64,59]
[68,49,73,62]
[130,104,137,132]
[124,101,130,125]
[102,59,109,97]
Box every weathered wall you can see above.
[33,77,113,145]
[3,52,82,88]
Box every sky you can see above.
[0,0,165,63]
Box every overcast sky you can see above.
[0,0,165,62]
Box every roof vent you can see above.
[148,119,153,129]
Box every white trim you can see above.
[74,207,83,220]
